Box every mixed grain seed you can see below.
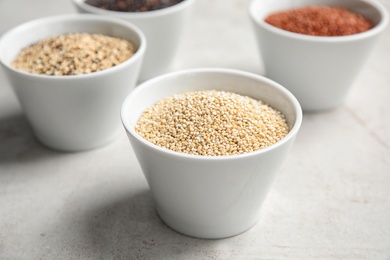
[12,33,135,76]
[135,90,289,156]
[85,0,184,12]
[264,5,373,36]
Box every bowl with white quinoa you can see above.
[0,14,146,151]
[121,68,302,239]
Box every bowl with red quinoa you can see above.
[120,68,302,238]
[71,0,195,82]
[249,0,388,111]
[0,14,146,151]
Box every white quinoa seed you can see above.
[12,33,135,76]
[135,90,290,156]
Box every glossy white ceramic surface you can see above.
[72,0,195,82]
[249,0,389,111]
[121,68,302,239]
[0,14,146,151]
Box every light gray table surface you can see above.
[1,0,390,259]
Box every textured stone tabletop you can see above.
[1,0,389,259]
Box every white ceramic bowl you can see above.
[249,0,389,111]
[121,68,302,239]
[0,14,146,152]
[71,0,195,82]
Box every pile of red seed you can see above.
[85,0,184,12]
[264,5,373,36]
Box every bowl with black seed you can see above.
[72,0,196,82]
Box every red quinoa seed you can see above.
[264,5,373,36]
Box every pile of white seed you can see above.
[135,90,289,156]
[12,33,135,76]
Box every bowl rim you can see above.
[0,14,147,80]
[248,0,389,43]
[71,0,196,19]
[121,68,303,161]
